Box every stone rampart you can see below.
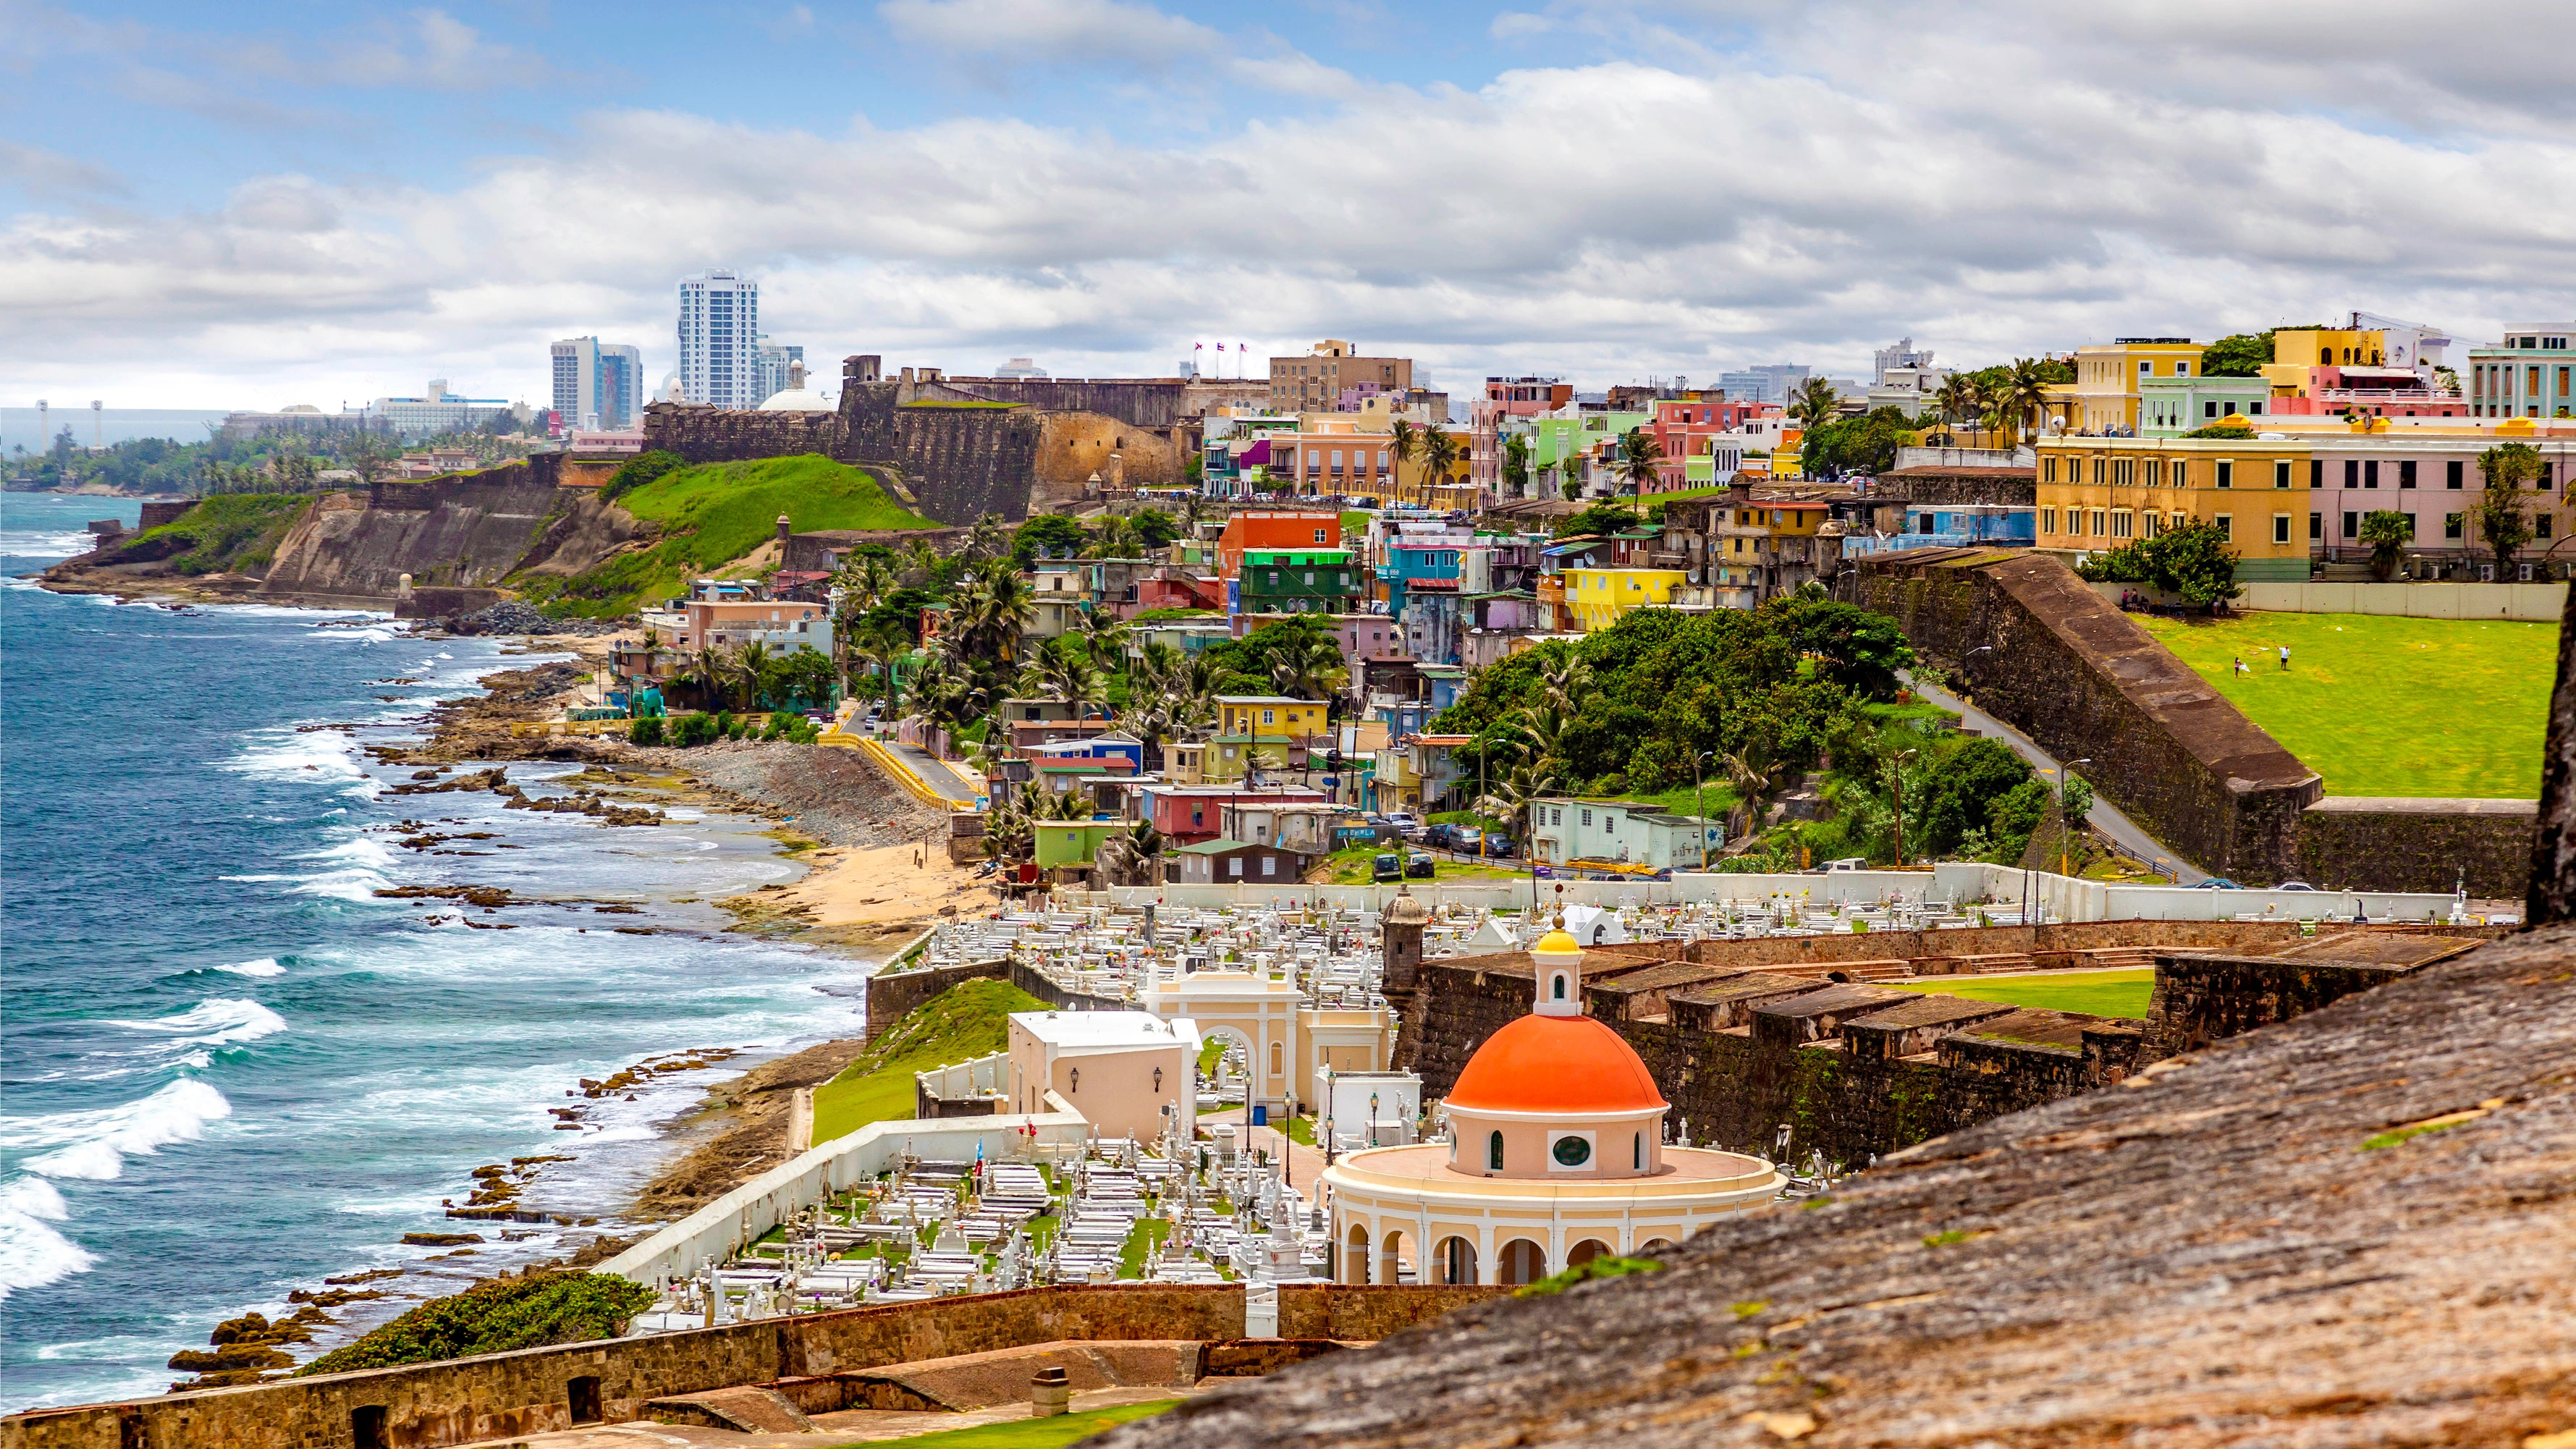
[1406,925,2472,1167]
[641,403,844,465]
[2295,797,2537,897]
[861,960,1127,1047]
[259,461,567,599]
[1851,549,2322,882]
[0,1285,1490,1449]
[924,378,1195,428]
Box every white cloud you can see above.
[330,9,551,90]
[0,143,129,200]
[880,0,1228,66]
[4,1,2572,405]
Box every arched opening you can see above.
[1380,1230,1416,1286]
[1632,1131,1642,1171]
[1567,1238,1612,1270]
[2320,348,2334,366]
[1435,1235,1479,1286]
[1497,1238,1547,1286]
[1550,972,1567,1000]
[1487,1130,1504,1172]
[1343,1224,1370,1285]
[1636,1238,1678,1261]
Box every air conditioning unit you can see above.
[2480,564,2496,582]
[2519,562,2534,582]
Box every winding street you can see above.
[1902,672,2213,885]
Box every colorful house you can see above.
[1558,565,1686,632]
[1236,549,1364,616]
[1216,509,1342,578]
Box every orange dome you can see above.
[1445,1014,1668,1115]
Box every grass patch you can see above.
[2137,612,2556,798]
[846,1399,1182,1448]
[1515,1255,1664,1298]
[1312,844,1524,884]
[116,494,310,575]
[297,1272,650,1376]
[811,979,1046,1145]
[520,455,935,617]
[1902,968,2154,1020]
[1922,1230,1977,1248]
[1118,1217,1171,1278]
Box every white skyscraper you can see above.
[677,270,759,407]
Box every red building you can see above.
[1216,509,1342,579]
[1650,397,1767,491]
[1140,785,1330,844]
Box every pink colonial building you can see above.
[1649,395,1770,491]
[2267,366,2470,421]
[1471,376,1575,495]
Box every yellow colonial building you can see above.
[2069,338,2207,433]
[1558,565,1686,632]
[2035,434,2316,580]
[1204,695,1327,780]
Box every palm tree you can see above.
[684,646,729,711]
[1021,647,1105,719]
[2005,358,2056,447]
[1538,654,1593,714]
[1094,821,1165,887]
[1089,515,1141,559]
[1789,377,1841,436]
[1419,427,1461,505]
[1934,375,1984,445]
[1267,633,1347,706]
[1618,426,1664,497]
[1476,759,1558,857]
[1720,745,1789,845]
[964,513,1011,563]
[730,640,774,711]
[1073,606,1131,668]
[1390,419,1421,502]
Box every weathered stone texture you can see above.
[2296,795,2536,897]
[861,959,1125,1047]
[1852,549,2321,882]
[259,461,567,599]
[640,403,843,466]
[2535,575,2576,924]
[1103,924,2576,1449]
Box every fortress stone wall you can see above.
[258,460,567,599]
[0,1285,1490,1449]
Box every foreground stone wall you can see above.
[0,1286,1490,1449]
[1851,550,2321,881]
[2296,797,2537,897]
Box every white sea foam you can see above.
[0,1177,96,1300]
[225,730,364,782]
[0,528,106,561]
[106,999,289,1050]
[4,1078,235,1187]
[214,958,286,978]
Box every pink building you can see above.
[1471,376,1575,494]
[1649,397,1767,490]
[2268,366,2468,421]
[1141,784,1330,844]
[1231,611,1409,673]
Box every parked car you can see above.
[2191,878,2244,890]
[1821,857,1868,873]
[1404,851,1435,879]
[2274,881,2318,891]
[1485,837,1516,860]
[1452,827,1485,855]
[1372,853,1403,884]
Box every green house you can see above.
[1238,548,1362,614]
[1034,821,1126,871]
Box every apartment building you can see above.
[2067,338,2205,434]
[1270,340,1413,413]
[2034,436,2315,580]
[1216,508,1341,578]
[1235,549,1364,615]
[677,270,759,408]
[2465,326,2574,419]
[1648,396,1762,491]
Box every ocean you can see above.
[0,494,867,1411]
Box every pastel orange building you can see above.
[1216,508,1342,578]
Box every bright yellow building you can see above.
[1560,566,1686,632]
[2069,339,2206,433]
[2035,436,2315,581]
[1215,696,1326,743]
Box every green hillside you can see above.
[811,979,1046,1145]
[106,494,311,575]
[518,455,936,617]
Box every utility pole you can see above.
[1891,748,1917,869]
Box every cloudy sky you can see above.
[4,0,2572,410]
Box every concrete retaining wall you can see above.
[2232,579,2567,620]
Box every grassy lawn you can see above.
[1904,968,2154,1020]
[811,980,1044,1145]
[2137,612,2556,798]
[837,1399,1183,1448]
[1313,844,1524,884]
[1117,1217,1170,1278]
[525,455,936,617]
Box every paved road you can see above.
[881,737,983,806]
[1904,673,2212,884]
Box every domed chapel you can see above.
[1320,918,1782,1286]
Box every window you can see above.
[1228,858,1243,877]
[2177,360,2191,376]
[1634,1133,1643,1170]
[2275,460,2292,489]
[2139,360,2153,378]
[2273,515,2291,544]
[2214,514,2231,539]
[2043,457,2057,483]
[2111,510,2133,538]
[2342,511,2359,538]
[2205,401,2219,418]
[2090,509,2106,536]
[2446,513,2465,539]
[1262,709,1275,724]
[2345,459,2360,488]
[2042,507,2057,534]
[1551,1135,1592,1167]
[2216,461,2234,489]
[1550,972,1567,1000]
[2404,512,2418,539]
[2365,460,2380,489]
[2091,457,2105,485]
[1488,1131,1505,1171]
[2310,512,2321,539]
[2400,460,2417,489]
[2543,516,2556,540]
[1581,809,1593,827]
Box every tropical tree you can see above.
[730,640,775,710]
[1390,418,1421,501]
[1267,633,1347,706]
[1617,426,1665,497]
[2357,510,2414,580]
[1788,377,1841,436]
[2004,357,2056,446]
[1501,433,1532,499]
[1934,374,1986,444]
[1474,758,1559,856]
[2474,444,2541,575]
[683,646,730,711]
[1719,744,1791,845]
[1094,821,1166,887]
[1072,606,1131,668]
[1418,426,1461,504]
[1020,646,1105,719]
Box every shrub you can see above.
[599,449,684,504]
[297,1272,651,1377]
[670,712,719,747]
[628,716,664,746]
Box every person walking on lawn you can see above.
[2279,644,2291,669]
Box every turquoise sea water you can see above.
[0,494,866,1410]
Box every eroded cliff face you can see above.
[261,465,567,598]
[251,462,646,603]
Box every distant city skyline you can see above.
[6,2,2569,407]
